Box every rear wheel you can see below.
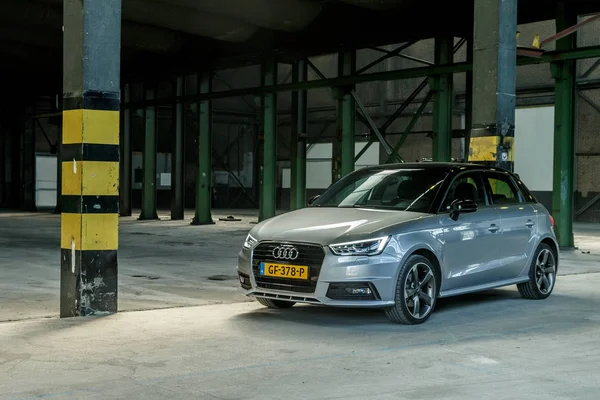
[255,297,296,309]
[385,254,439,324]
[517,243,557,300]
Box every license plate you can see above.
[259,262,309,280]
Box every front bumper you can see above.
[236,243,400,308]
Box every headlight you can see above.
[329,236,390,256]
[243,234,258,249]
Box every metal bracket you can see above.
[539,13,600,49]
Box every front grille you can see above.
[252,242,326,294]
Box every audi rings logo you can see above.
[272,245,300,260]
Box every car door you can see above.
[438,171,503,293]
[483,170,538,279]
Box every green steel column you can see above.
[290,60,308,210]
[333,52,356,181]
[171,76,185,220]
[340,52,356,177]
[470,0,517,170]
[431,36,454,162]
[120,84,132,217]
[333,89,342,183]
[61,0,121,317]
[256,70,265,221]
[192,72,214,225]
[139,85,158,220]
[551,3,577,249]
[296,60,308,209]
[464,39,474,161]
[260,57,278,221]
[290,63,299,210]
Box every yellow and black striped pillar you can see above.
[60,0,121,317]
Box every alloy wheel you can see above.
[403,262,436,320]
[535,248,556,295]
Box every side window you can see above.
[486,173,521,205]
[515,178,537,203]
[441,172,487,211]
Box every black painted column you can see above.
[60,0,121,317]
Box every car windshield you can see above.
[311,167,447,212]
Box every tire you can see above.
[385,254,439,325]
[255,297,296,309]
[517,243,557,300]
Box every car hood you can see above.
[252,207,429,245]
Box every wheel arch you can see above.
[540,237,559,271]
[407,248,442,295]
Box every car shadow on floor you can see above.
[230,288,585,334]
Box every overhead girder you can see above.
[152,0,323,32]
[36,0,258,43]
[339,0,418,10]
[1,1,187,53]
[38,0,322,42]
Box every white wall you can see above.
[35,154,57,209]
[514,106,555,191]
[281,141,380,189]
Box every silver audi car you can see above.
[236,162,559,324]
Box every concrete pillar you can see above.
[551,2,577,249]
[139,85,158,221]
[60,0,121,317]
[192,72,214,225]
[469,0,517,170]
[171,76,185,220]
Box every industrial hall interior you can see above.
[1,0,600,399]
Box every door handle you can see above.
[526,220,534,228]
[488,224,499,233]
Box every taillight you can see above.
[549,215,555,226]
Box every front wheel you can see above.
[385,254,439,324]
[255,297,296,309]
[517,243,557,300]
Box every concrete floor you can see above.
[1,210,600,399]
[0,209,260,322]
[2,273,600,399]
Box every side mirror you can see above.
[308,195,321,206]
[449,199,478,221]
